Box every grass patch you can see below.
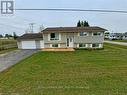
[112,40,127,43]
[0,44,127,95]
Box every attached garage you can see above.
[21,40,36,49]
[17,33,44,49]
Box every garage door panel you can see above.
[21,41,36,49]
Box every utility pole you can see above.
[29,23,35,33]
[39,24,45,32]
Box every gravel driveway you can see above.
[0,50,38,72]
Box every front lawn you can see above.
[0,44,127,95]
[112,40,127,43]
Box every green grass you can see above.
[112,40,127,43]
[0,44,127,95]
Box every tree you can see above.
[77,20,90,27]
[5,34,12,39]
[77,20,81,27]
[0,34,3,38]
[83,21,89,27]
[81,21,84,27]
[13,32,18,39]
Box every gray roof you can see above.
[42,26,107,33]
[17,33,43,41]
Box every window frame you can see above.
[79,32,88,36]
[51,44,59,48]
[92,43,100,48]
[50,33,59,40]
[93,32,102,36]
[78,43,87,48]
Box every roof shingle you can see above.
[42,26,107,33]
[17,33,43,41]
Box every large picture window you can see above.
[93,32,102,36]
[79,32,88,36]
[92,43,100,48]
[50,33,59,40]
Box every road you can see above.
[104,41,127,46]
[0,50,38,72]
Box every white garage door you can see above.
[21,41,36,49]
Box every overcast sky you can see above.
[0,0,127,35]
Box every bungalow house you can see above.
[109,33,123,40]
[122,32,127,40]
[17,26,107,50]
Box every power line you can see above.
[14,8,127,14]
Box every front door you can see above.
[67,37,73,48]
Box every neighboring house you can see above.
[104,32,110,39]
[122,32,127,40]
[17,26,107,50]
[109,33,123,40]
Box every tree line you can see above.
[77,20,90,27]
[0,32,18,40]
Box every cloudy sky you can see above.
[0,0,127,35]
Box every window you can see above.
[52,44,59,48]
[79,43,87,48]
[50,33,59,40]
[80,32,88,36]
[92,44,100,48]
[93,32,102,36]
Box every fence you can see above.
[0,44,17,51]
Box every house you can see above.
[17,26,107,50]
[122,32,127,40]
[109,33,123,40]
[104,32,110,39]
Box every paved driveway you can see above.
[104,41,127,46]
[0,50,38,72]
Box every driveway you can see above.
[104,41,127,46]
[0,50,38,72]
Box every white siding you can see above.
[40,40,44,48]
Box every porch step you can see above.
[42,48,75,51]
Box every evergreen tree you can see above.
[77,20,81,27]
[77,20,90,27]
[5,34,10,39]
[13,32,18,39]
[81,21,84,27]
[87,21,90,27]
[0,34,3,38]
[84,21,90,27]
